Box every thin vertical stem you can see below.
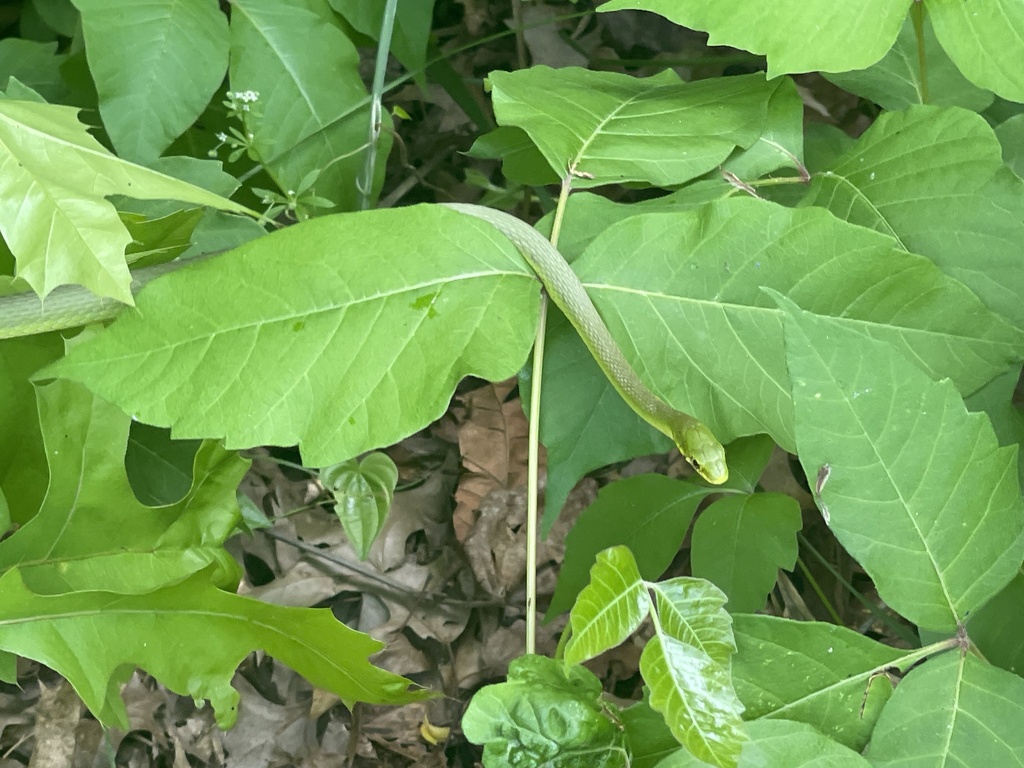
[360,0,400,209]
[910,0,930,104]
[524,175,573,654]
[511,0,529,70]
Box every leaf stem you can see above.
[359,0,400,210]
[795,556,844,625]
[910,0,930,104]
[525,175,573,654]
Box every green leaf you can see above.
[600,0,907,78]
[866,653,1024,766]
[0,99,251,301]
[0,39,68,103]
[731,615,903,750]
[466,126,560,187]
[691,494,801,613]
[641,634,745,768]
[230,0,383,211]
[777,294,1024,631]
[71,0,229,162]
[577,198,1022,452]
[329,0,436,76]
[649,578,735,669]
[125,422,201,506]
[321,452,398,559]
[564,546,650,667]
[824,15,994,112]
[488,67,773,187]
[548,476,712,618]
[121,208,205,268]
[31,0,79,37]
[462,654,627,768]
[802,105,1024,332]
[44,206,538,467]
[713,435,775,494]
[996,114,1024,180]
[0,379,247,595]
[0,567,427,729]
[963,573,1024,677]
[721,77,805,181]
[621,699,684,768]
[929,0,1024,102]
[0,335,62,523]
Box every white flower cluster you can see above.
[228,90,260,111]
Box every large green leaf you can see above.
[488,68,774,187]
[641,634,745,768]
[576,198,1022,451]
[0,567,426,729]
[0,99,251,301]
[71,0,229,162]
[548,475,711,619]
[462,654,626,768]
[650,578,735,670]
[929,0,1024,102]
[564,546,650,667]
[0,379,246,594]
[779,295,1024,631]
[599,0,910,77]
[866,653,1024,766]
[802,105,1024,332]
[824,14,994,111]
[691,494,801,613]
[230,0,382,211]
[731,615,903,750]
[44,206,538,466]
[997,114,1024,179]
[0,39,69,103]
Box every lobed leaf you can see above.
[777,294,1024,630]
[0,567,427,729]
[0,378,247,595]
[0,99,251,301]
[44,206,538,467]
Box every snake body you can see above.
[442,203,727,485]
[0,203,727,484]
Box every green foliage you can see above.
[1,1,1024,765]
[321,451,399,559]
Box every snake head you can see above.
[674,422,729,485]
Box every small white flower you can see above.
[215,131,228,142]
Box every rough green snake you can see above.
[0,203,728,484]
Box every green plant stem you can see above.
[360,0,399,210]
[795,556,844,625]
[910,0,930,104]
[525,176,573,654]
[511,0,528,70]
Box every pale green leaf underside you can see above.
[867,653,1024,767]
[600,0,910,77]
[45,206,538,467]
[0,568,426,729]
[642,635,745,768]
[565,546,649,667]
[72,0,229,162]
[779,297,1024,631]
[489,67,774,188]
[230,0,380,211]
[576,198,1022,452]
[732,615,903,750]
[802,105,1024,332]
[0,99,251,301]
